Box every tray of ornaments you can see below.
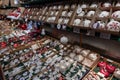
[83,71,108,80]
[60,61,90,80]
[9,70,30,80]
[19,50,34,63]
[9,36,30,48]
[91,57,119,80]
[33,55,90,80]
[0,47,11,58]
[51,55,89,80]
[4,63,26,80]
[32,66,63,80]
[57,45,74,57]
[57,45,83,58]
[0,58,21,71]
[29,54,63,79]
[0,47,32,70]
[66,45,100,68]
[11,38,41,52]
[23,54,47,76]
[81,51,100,68]
[10,43,32,52]
[23,50,60,77]
[35,46,54,59]
[0,53,20,70]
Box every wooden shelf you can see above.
[45,21,58,24]
[19,2,120,37]
[60,16,71,18]
[84,16,94,20]
[95,17,110,20]
[75,15,84,18]
[110,17,120,21]
[71,25,91,30]
[90,28,120,35]
[49,8,60,11]
[48,15,57,17]
[112,6,120,10]
[99,7,111,11]
[86,7,97,10]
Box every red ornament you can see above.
[9,38,13,43]
[100,68,110,78]
[98,61,107,68]
[13,43,19,48]
[106,64,116,73]
[20,24,27,30]
[1,42,7,48]
[59,76,64,80]
[20,36,26,40]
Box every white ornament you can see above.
[60,36,68,44]
[41,28,45,35]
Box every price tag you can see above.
[73,27,80,33]
[86,30,95,36]
[100,33,111,39]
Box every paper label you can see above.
[100,33,111,39]
[73,27,80,33]
[86,30,95,36]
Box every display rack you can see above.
[19,1,120,37]
[45,5,63,24]
[0,0,120,80]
